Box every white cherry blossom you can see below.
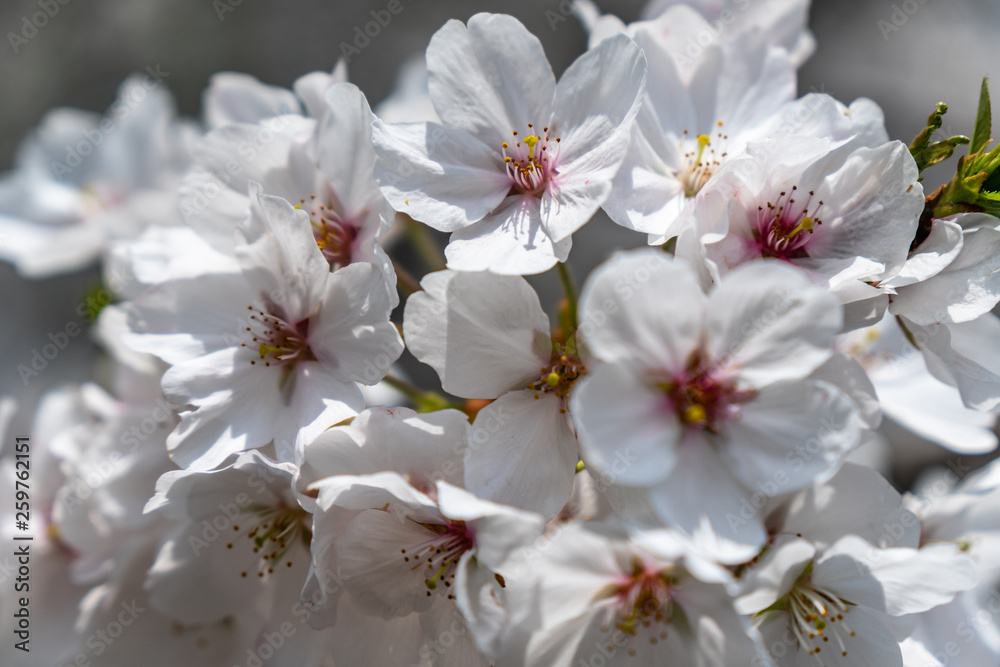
[124,192,401,469]
[296,407,545,665]
[372,12,647,274]
[675,136,924,329]
[403,269,582,519]
[0,74,192,277]
[497,521,765,666]
[571,250,868,561]
[739,534,975,667]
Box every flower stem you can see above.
[405,217,446,272]
[391,258,423,296]
[557,262,579,330]
[382,374,454,413]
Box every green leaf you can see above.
[972,77,993,155]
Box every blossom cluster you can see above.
[2,1,1000,666]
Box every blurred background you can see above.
[1,0,998,481]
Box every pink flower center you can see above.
[597,558,682,656]
[754,185,825,260]
[296,193,362,270]
[502,124,560,196]
[400,520,475,599]
[657,358,755,432]
[242,304,315,369]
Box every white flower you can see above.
[296,407,545,664]
[372,13,647,275]
[638,0,815,67]
[105,223,240,301]
[742,463,977,666]
[739,533,976,667]
[202,61,347,130]
[180,82,397,301]
[403,269,582,519]
[900,312,1000,413]
[144,450,332,664]
[375,56,440,125]
[577,0,883,246]
[0,74,191,277]
[888,213,1000,327]
[899,638,944,667]
[0,390,87,666]
[496,521,764,666]
[906,458,1000,665]
[49,384,175,584]
[839,315,998,454]
[125,192,402,469]
[675,136,924,329]
[588,7,885,244]
[764,462,921,552]
[881,212,1000,411]
[571,250,867,561]
[602,19,795,241]
[70,533,245,667]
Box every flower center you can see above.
[400,520,475,599]
[676,124,729,197]
[228,504,311,581]
[787,583,856,662]
[296,194,361,270]
[529,350,586,403]
[657,358,754,432]
[754,186,825,260]
[502,124,560,196]
[755,562,858,664]
[242,303,316,369]
[837,326,890,373]
[596,558,682,655]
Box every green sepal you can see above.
[917,136,971,173]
